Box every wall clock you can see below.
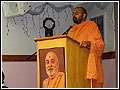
[43,17,55,37]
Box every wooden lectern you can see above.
[34,35,91,88]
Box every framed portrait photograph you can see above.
[38,47,65,88]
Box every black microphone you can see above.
[62,26,73,35]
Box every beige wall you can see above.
[102,59,116,88]
[2,62,37,88]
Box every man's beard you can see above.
[46,67,58,79]
[73,17,83,24]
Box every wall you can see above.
[2,2,74,55]
[102,59,116,88]
[2,61,37,88]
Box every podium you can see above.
[34,35,91,88]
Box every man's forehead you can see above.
[46,54,53,59]
[74,8,83,12]
[45,52,57,59]
[46,52,55,57]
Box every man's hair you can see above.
[75,7,87,19]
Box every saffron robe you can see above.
[68,20,104,83]
[43,72,65,88]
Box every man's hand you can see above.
[80,41,91,49]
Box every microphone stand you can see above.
[27,26,72,60]
[26,51,37,60]
[62,26,72,35]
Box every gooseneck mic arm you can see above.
[62,26,72,35]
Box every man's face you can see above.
[45,52,59,78]
[73,8,84,24]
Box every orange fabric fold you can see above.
[68,20,104,83]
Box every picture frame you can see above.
[38,47,65,88]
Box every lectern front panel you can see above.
[39,47,66,88]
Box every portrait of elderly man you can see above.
[43,51,65,88]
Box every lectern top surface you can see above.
[34,35,80,44]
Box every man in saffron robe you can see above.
[68,7,104,88]
[43,51,65,88]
